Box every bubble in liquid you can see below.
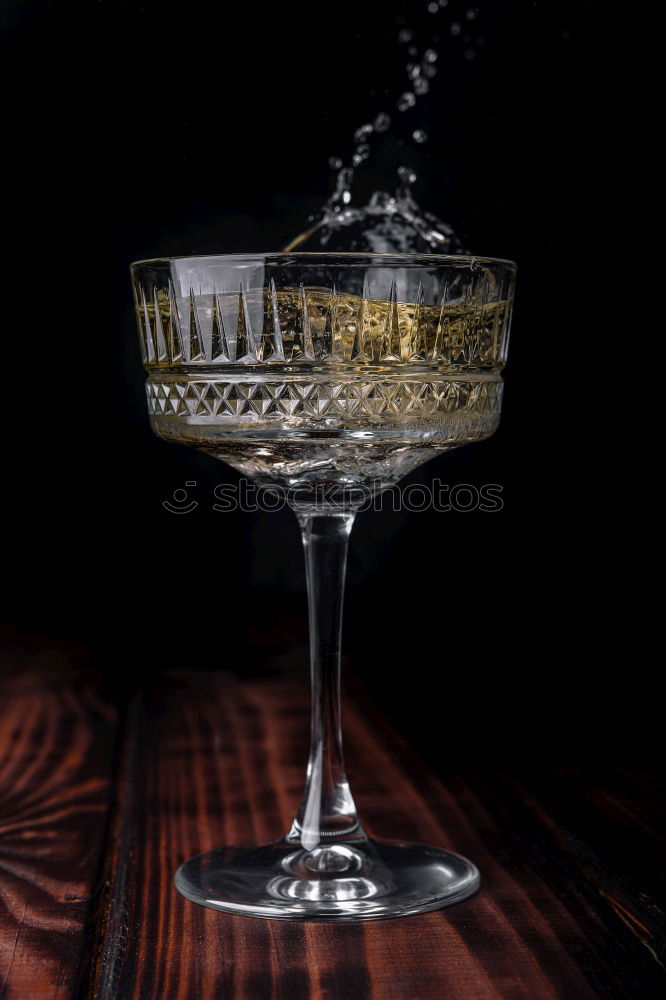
[450,22,461,35]
[424,48,438,62]
[413,129,428,143]
[414,78,430,95]
[354,123,373,141]
[397,92,416,111]
[373,112,391,132]
[464,48,476,60]
[398,28,413,43]
[398,165,417,184]
[328,156,343,169]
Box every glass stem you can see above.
[287,512,362,851]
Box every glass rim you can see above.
[130,251,517,270]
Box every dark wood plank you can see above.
[89,672,664,1000]
[0,642,118,999]
[351,694,666,1000]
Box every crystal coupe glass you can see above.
[131,252,516,920]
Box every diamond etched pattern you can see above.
[146,378,502,421]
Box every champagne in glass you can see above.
[132,252,516,920]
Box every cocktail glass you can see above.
[131,252,516,920]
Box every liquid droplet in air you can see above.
[397,92,417,111]
[284,0,480,256]
[327,167,354,211]
[354,124,374,141]
[352,143,371,166]
[398,166,418,184]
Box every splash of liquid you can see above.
[285,5,484,255]
[284,168,467,254]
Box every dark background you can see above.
[2,1,627,761]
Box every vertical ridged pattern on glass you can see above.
[131,261,514,368]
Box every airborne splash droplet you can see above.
[283,1,485,255]
[397,92,417,111]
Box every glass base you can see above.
[175,838,480,921]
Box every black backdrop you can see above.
[3,0,626,760]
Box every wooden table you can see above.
[0,646,663,999]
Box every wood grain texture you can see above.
[88,673,665,1000]
[0,660,117,1000]
[1,652,662,1000]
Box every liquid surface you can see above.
[138,284,510,369]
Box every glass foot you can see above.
[175,838,480,921]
